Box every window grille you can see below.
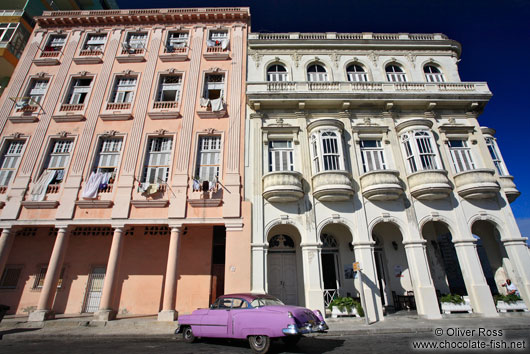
[167,32,188,49]
[485,137,506,176]
[0,140,25,186]
[267,65,288,82]
[83,34,106,50]
[0,23,18,42]
[347,64,367,82]
[142,137,172,183]
[401,130,440,173]
[196,136,221,182]
[66,78,92,105]
[307,64,327,82]
[95,138,122,175]
[386,64,407,82]
[156,75,182,102]
[321,132,340,170]
[26,79,49,104]
[209,31,228,40]
[321,233,338,249]
[268,140,293,172]
[126,32,147,49]
[111,77,137,103]
[0,266,21,289]
[204,74,225,99]
[424,65,445,83]
[32,266,65,289]
[448,139,475,173]
[360,140,386,172]
[46,35,66,51]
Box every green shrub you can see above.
[440,294,464,304]
[493,294,522,304]
[328,296,364,317]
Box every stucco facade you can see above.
[245,32,529,322]
[0,7,251,321]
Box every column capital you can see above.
[501,237,528,246]
[352,241,376,247]
[168,223,183,230]
[452,238,477,246]
[1,226,12,233]
[54,224,70,232]
[111,224,126,230]
[225,222,243,231]
[402,240,427,246]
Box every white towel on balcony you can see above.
[200,97,210,107]
[82,171,104,199]
[211,98,223,112]
[30,170,56,201]
[221,38,229,50]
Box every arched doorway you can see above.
[372,222,414,312]
[422,221,466,296]
[321,233,340,305]
[472,220,517,297]
[267,234,298,305]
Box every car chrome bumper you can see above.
[282,322,328,335]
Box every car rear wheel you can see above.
[248,335,271,353]
[182,326,196,343]
[281,335,301,346]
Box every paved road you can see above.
[1,330,529,353]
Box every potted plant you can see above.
[440,294,472,314]
[328,296,364,318]
[494,294,528,312]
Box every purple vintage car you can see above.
[176,293,328,353]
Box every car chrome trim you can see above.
[282,322,328,335]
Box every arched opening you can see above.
[385,64,407,82]
[346,63,367,82]
[372,222,414,313]
[319,223,355,308]
[267,64,287,82]
[267,224,302,305]
[424,64,445,82]
[472,220,517,297]
[307,63,328,82]
[422,221,466,296]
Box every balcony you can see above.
[116,48,145,63]
[33,50,61,66]
[312,171,354,202]
[131,184,169,208]
[360,170,403,201]
[100,102,133,120]
[160,46,189,62]
[246,81,491,109]
[204,45,229,60]
[73,49,104,64]
[454,169,500,200]
[148,101,180,119]
[407,170,452,200]
[52,103,86,122]
[262,171,304,203]
[197,101,226,118]
[498,175,520,203]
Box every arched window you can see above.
[267,64,288,82]
[424,65,445,83]
[307,64,328,82]
[310,130,344,173]
[385,64,407,82]
[269,234,295,249]
[321,233,338,249]
[401,130,441,173]
[346,64,367,82]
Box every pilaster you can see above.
[353,241,384,323]
[0,227,14,277]
[300,243,325,315]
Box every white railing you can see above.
[324,289,338,307]
[426,73,445,83]
[347,73,368,82]
[249,33,448,41]
[386,73,407,82]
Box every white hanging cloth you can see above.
[210,97,223,112]
[82,172,104,199]
[30,170,56,201]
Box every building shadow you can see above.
[0,328,41,340]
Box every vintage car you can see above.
[176,293,328,353]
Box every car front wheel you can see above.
[248,335,271,353]
[182,326,196,343]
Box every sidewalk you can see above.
[1,311,529,340]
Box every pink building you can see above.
[0,7,251,321]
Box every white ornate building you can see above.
[245,32,529,322]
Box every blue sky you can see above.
[117,0,530,238]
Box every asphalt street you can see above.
[1,329,529,354]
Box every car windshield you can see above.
[250,297,285,307]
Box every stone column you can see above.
[251,243,267,293]
[300,243,325,315]
[0,227,14,277]
[158,227,182,321]
[403,240,442,319]
[29,226,69,321]
[225,224,250,294]
[453,239,498,317]
[94,226,125,321]
[502,238,530,308]
[353,241,384,323]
